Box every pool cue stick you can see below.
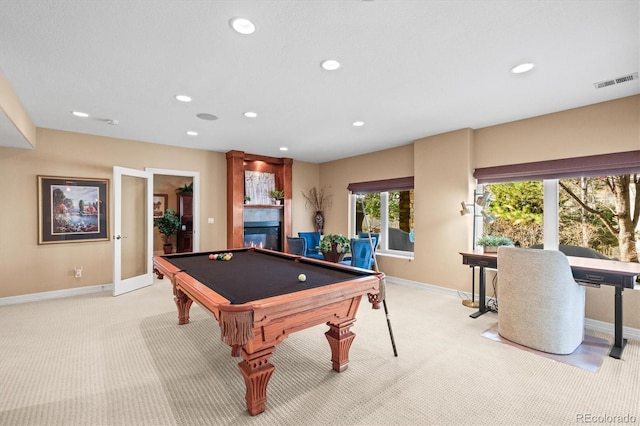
[360,197,398,357]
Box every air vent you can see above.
[594,72,638,89]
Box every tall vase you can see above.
[314,211,324,233]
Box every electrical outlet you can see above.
[208,218,215,224]
[74,267,82,278]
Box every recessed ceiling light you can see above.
[511,63,535,74]
[175,94,192,102]
[196,113,218,121]
[72,111,89,118]
[230,17,256,34]
[352,121,365,127]
[244,111,258,118]
[186,131,198,136]
[280,147,288,151]
[321,59,341,71]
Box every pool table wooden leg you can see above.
[153,267,164,279]
[238,347,276,416]
[173,288,193,325]
[325,319,356,372]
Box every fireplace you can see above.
[244,221,281,251]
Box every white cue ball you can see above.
[298,273,307,282]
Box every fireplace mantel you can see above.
[226,150,292,250]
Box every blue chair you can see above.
[286,236,306,256]
[350,234,377,265]
[298,231,323,259]
[340,238,375,269]
[357,232,380,250]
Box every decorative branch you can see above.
[301,186,333,211]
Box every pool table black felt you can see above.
[162,250,371,304]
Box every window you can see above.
[558,175,639,261]
[475,152,640,263]
[348,177,414,257]
[482,181,544,248]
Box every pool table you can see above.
[153,247,384,415]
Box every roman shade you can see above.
[474,150,640,184]
[347,177,414,194]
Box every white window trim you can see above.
[476,180,560,248]
[350,191,414,258]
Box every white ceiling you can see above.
[0,0,638,163]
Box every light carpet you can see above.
[481,323,610,372]
[1,279,639,425]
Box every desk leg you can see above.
[238,347,276,416]
[609,287,627,359]
[470,266,487,318]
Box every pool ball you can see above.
[298,273,307,282]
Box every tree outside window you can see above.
[354,190,414,255]
[482,173,639,263]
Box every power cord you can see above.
[485,273,499,313]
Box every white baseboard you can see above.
[385,275,640,342]
[0,283,113,306]
[3,277,640,342]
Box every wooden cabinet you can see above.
[177,194,193,253]
[226,151,292,250]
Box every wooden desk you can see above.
[460,250,640,359]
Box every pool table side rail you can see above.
[153,252,384,353]
[174,270,383,349]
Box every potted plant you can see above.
[175,182,193,195]
[320,233,350,262]
[269,189,284,205]
[477,235,514,253]
[301,186,333,233]
[244,195,251,204]
[154,208,181,254]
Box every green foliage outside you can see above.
[484,181,544,248]
[558,178,619,256]
[484,175,639,261]
[358,192,400,231]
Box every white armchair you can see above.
[497,246,586,354]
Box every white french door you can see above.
[113,166,153,296]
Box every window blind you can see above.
[347,177,414,194]
[474,150,640,183]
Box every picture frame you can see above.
[244,170,275,205]
[38,176,109,244]
[153,194,168,218]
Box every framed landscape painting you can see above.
[38,176,109,244]
[153,194,168,218]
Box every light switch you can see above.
[208,218,215,224]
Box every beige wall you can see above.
[474,96,640,327]
[0,128,319,298]
[319,143,415,236]
[1,95,639,330]
[291,161,321,235]
[319,95,639,328]
[475,95,640,167]
[0,128,227,297]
